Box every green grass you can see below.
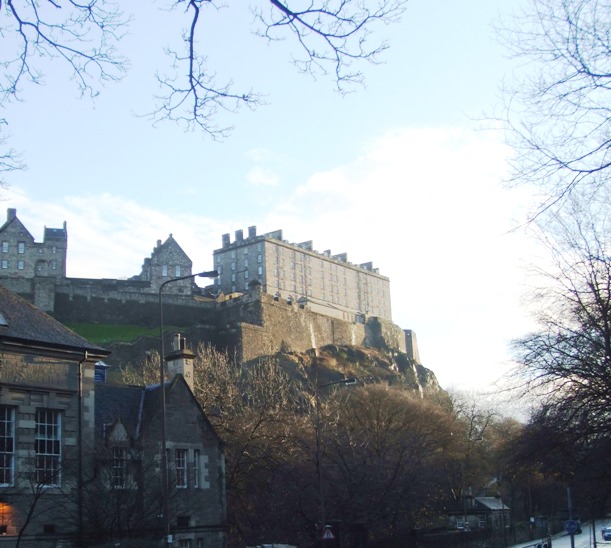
[66,323,161,345]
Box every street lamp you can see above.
[314,378,357,543]
[158,269,218,547]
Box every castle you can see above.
[0,209,420,366]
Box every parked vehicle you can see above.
[602,526,611,541]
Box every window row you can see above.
[1,242,26,254]
[0,407,61,487]
[1,260,25,270]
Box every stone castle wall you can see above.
[220,291,407,362]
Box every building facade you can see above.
[135,234,195,294]
[0,209,67,280]
[0,285,107,545]
[213,227,392,322]
[0,286,227,546]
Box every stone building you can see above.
[0,285,108,545]
[0,286,227,546]
[135,234,195,294]
[0,208,67,280]
[213,227,392,322]
[95,360,227,547]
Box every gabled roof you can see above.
[144,375,223,445]
[0,286,108,357]
[96,375,222,447]
[153,234,192,265]
[0,213,35,241]
[95,383,145,441]
[474,497,510,511]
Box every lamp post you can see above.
[314,378,357,544]
[158,269,218,547]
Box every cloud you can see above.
[263,126,536,392]
[246,166,280,187]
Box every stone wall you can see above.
[233,293,407,362]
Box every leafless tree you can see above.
[499,0,611,219]
[511,193,611,438]
[1,0,408,147]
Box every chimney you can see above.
[235,229,243,243]
[248,226,257,239]
[165,334,196,390]
[222,233,230,248]
[7,208,16,221]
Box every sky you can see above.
[1,0,542,397]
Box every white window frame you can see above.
[35,409,61,486]
[175,448,188,488]
[0,407,15,486]
[175,265,181,277]
[1,242,7,253]
[111,447,127,489]
[17,260,24,270]
[162,264,168,277]
[18,241,25,254]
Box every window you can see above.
[1,260,7,269]
[177,540,192,548]
[1,242,7,253]
[51,260,56,270]
[112,447,127,488]
[17,242,25,254]
[244,258,249,268]
[478,515,486,528]
[175,449,188,488]
[0,407,14,486]
[52,246,57,254]
[193,449,200,488]
[175,265,181,277]
[176,515,191,528]
[17,260,24,270]
[244,270,249,279]
[257,266,263,276]
[162,264,168,276]
[257,254,262,263]
[231,273,236,282]
[244,282,249,291]
[35,409,61,486]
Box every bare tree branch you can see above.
[499,0,611,219]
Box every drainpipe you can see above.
[78,352,88,548]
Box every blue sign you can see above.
[565,519,578,534]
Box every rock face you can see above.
[251,344,442,395]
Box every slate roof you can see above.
[95,375,223,448]
[0,286,108,356]
[95,383,145,440]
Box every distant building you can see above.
[0,208,67,279]
[213,227,392,322]
[134,234,195,294]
